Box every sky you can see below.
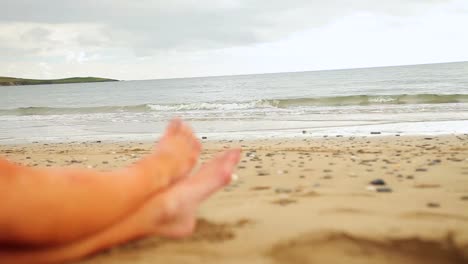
[1,0,468,80]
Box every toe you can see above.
[180,120,195,141]
[166,118,182,135]
[177,149,241,204]
[179,121,201,155]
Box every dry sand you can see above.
[1,135,468,263]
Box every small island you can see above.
[0,76,119,86]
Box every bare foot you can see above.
[0,149,241,264]
[151,149,241,238]
[129,118,202,189]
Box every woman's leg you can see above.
[0,119,201,246]
[0,149,241,264]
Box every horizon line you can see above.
[5,60,467,82]
[124,60,467,82]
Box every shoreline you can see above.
[1,135,468,263]
[1,127,467,145]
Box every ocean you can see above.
[1,61,467,143]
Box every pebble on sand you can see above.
[367,186,392,192]
[370,132,381,135]
[369,179,386,185]
[376,187,392,192]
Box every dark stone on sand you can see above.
[376,187,392,192]
[370,179,386,185]
[257,172,269,176]
[461,196,468,201]
[302,130,306,134]
[102,161,108,164]
[395,134,400,136]
[370,132,381,135]
[427,202,440,208]
[415,168,428,172]
[202,136,207,139]
[96,140,102,143]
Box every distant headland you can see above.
[0,76,119,86]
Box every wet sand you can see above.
[1,135,468,263]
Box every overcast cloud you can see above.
[1,0,467,80]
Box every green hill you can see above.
[0,76,119,86]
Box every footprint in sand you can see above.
[79,218,253,263]
[268,231,468,264]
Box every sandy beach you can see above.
[1,134,468,263]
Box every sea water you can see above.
[1,61,467,143]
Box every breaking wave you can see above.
[264,93,468,108]
[1,94,467,116]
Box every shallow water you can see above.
[1,61,467,143]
